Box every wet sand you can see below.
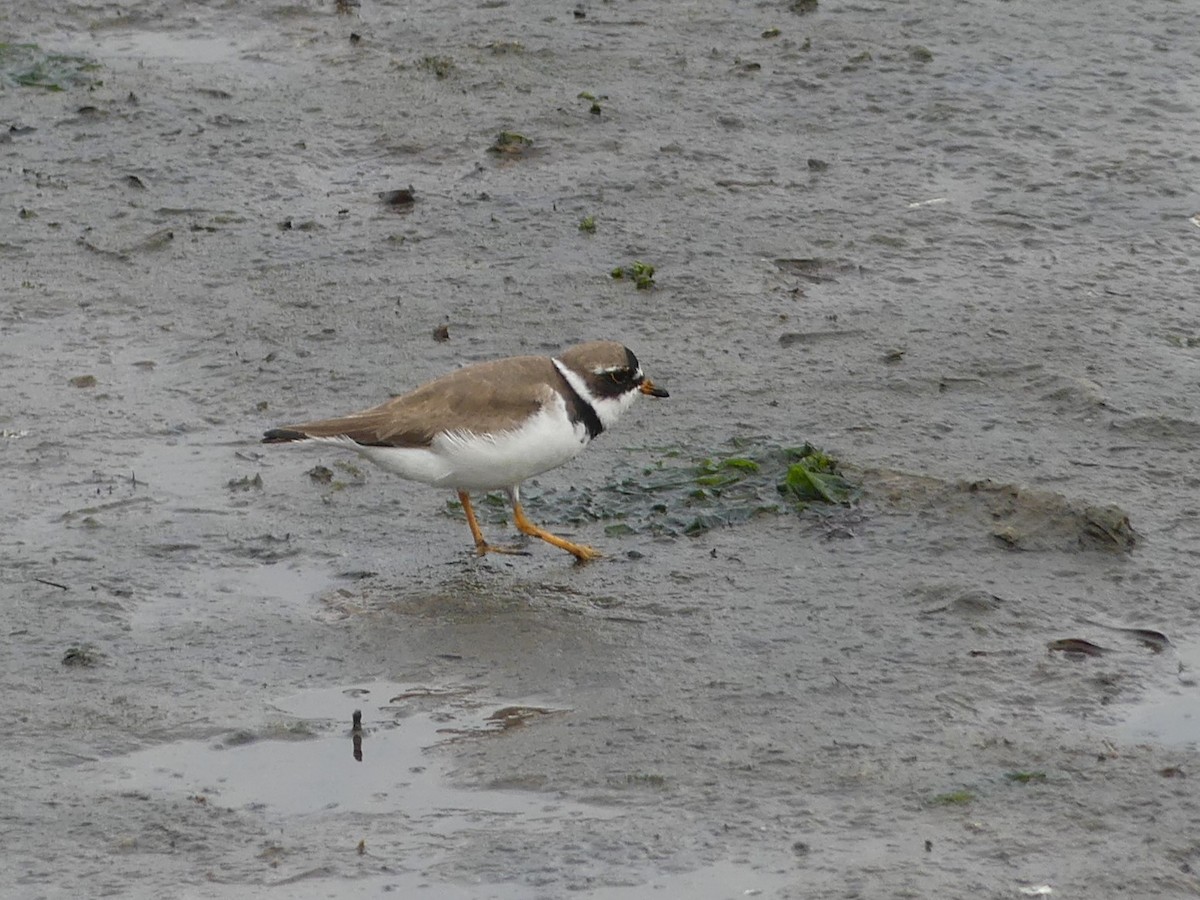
[3,1,1200,897]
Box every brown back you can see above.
[279,355,564,447]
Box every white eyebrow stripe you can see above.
[592,365,644,378]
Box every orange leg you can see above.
[507,489,601,563]
[458,491,529,557]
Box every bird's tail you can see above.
[262,428,312,444]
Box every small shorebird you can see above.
[262,341,668,561]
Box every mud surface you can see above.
[3,1,1200,897]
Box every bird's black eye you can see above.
[608,370,628,384]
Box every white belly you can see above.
[344,399,591,491]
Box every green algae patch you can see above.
[930,789,974,806]
[0,43,101,90]
[442,438,859,539]
[557,438,858,537]
[1005,771,1048,784]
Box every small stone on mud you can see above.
[488,131,535,156]
[1047,638,1109,657]
[62,645,103,667]
[379,186,416,207]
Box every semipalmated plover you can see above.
[262,341,668,561]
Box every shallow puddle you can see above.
[187,859,797,900]
[578,860,796,899]
[89,681,594,827]
[1118,641,1200,747]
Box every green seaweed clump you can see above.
[777,444,858,506]
[611,260,655,289]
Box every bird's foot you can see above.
[568,544,603,564]
[474,542,532,557]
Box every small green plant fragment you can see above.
[227,473,264,492]
[418,56,455,79]
[487,41,524,55]
[489,131,533,155]
[909,45,934,62]
[308,460,366,493]
[577,91,604,113]
[612,260,655,289]
[334,459,364,479]
[1005,771,1047,784]
[578,215,596,233]
[762,27,782,38]
[789,0,818,14]
[722,457,760,472]
[307,465,334,484]
[625,773,667,787]
[931,790,974,806]
[0,42,101,91]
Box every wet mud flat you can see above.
[4,0,1200,897]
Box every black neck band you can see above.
[556,367,604,440]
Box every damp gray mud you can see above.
[3,1,1200,897]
